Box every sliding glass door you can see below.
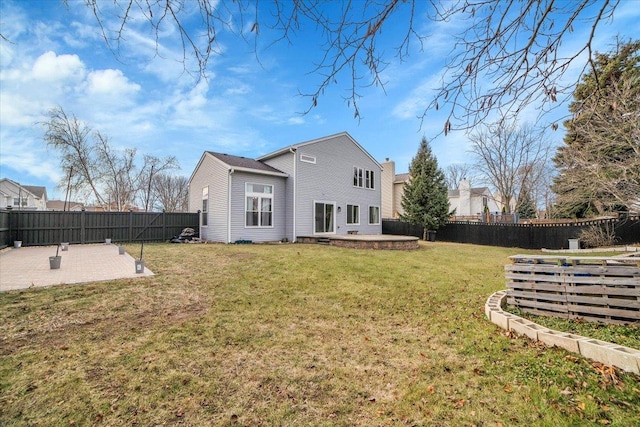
[314,202,335,234]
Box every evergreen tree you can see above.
[400,137,450,239]
[552,40,640,218]
[516,190,537,220]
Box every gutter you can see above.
[228,168,234,243]
[289,148,296,242]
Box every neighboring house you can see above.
[188,132,382,243]
[46,200,85,211]
[0,178,48,210]
[380,161,513,219]
[380,159,408,219]
[83,203,141,212]
[448,179,502,218]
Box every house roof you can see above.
[256,131,382,169]
[0,178,46,199]
[394,173,410,183]
[23,185,47,199]
[205,152,288,176]
[47,200,84,211]
[448,187,491,198]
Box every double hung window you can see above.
[353,167,375,189]
[346,204,359,225]
[202,187,209,226]
[368,206,380,225]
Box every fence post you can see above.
[129,209,133,243]
[162,210,166,241]
[80,208,86,244]
[7,206,14,246]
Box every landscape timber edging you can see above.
[485,291,640,374]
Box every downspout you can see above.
[289,148,296,242]
[228,169,234,243]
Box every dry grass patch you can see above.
[1,242,639,426]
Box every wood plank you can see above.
[567,304,640,319]
[563,276,640,286]
[568,313,637,326]
[506,264,640,278]
[509,290,567,302]
[505,264,564,274]
[520,307,570,319]
[559,266,639,277]
[565,285,640,297]
[512,298,568,313]
[510,254,640,266]
[506,273,638,286]
[507,281,565,292]
[505,273,564,284]
[566,295,640,309]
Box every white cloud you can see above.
[31,51,85,82]
[86,69,140,96]
[0,130,62,184]
[0,92,44,127]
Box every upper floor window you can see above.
[353,167,374,189]
[13,197,27,207]
[246,183,273,227]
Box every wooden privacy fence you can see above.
[505,254,640,325]
[383,216,640,249]
[0,209,199,248]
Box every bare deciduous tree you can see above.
[136,155,180,212]
[95,132,137,211]
[42,106,179,210]
[152,174,188,212]
[469,122,551,213]
[42,107,106,206]
[428,0,619,131]
[444,163,475,190]
[81,0,621,128]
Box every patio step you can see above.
[317,237,331,245]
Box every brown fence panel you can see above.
[383,216,640,249]
[0,209,199,247]
[0,210,10,249]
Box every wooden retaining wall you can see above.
[506,255,640,325]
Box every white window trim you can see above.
[313,200,336,235]
[365,169,375,190]
[368,205,381,225]
[300,154,316,164]
[353,166,375,190]
[245,182,274,229]
[346,204,360,225]
[202,186,209,227]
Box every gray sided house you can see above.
[188,132,382,243]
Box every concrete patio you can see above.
[0,243,154,292]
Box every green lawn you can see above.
[1,242,638,426]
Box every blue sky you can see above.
[1,0,638,200]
